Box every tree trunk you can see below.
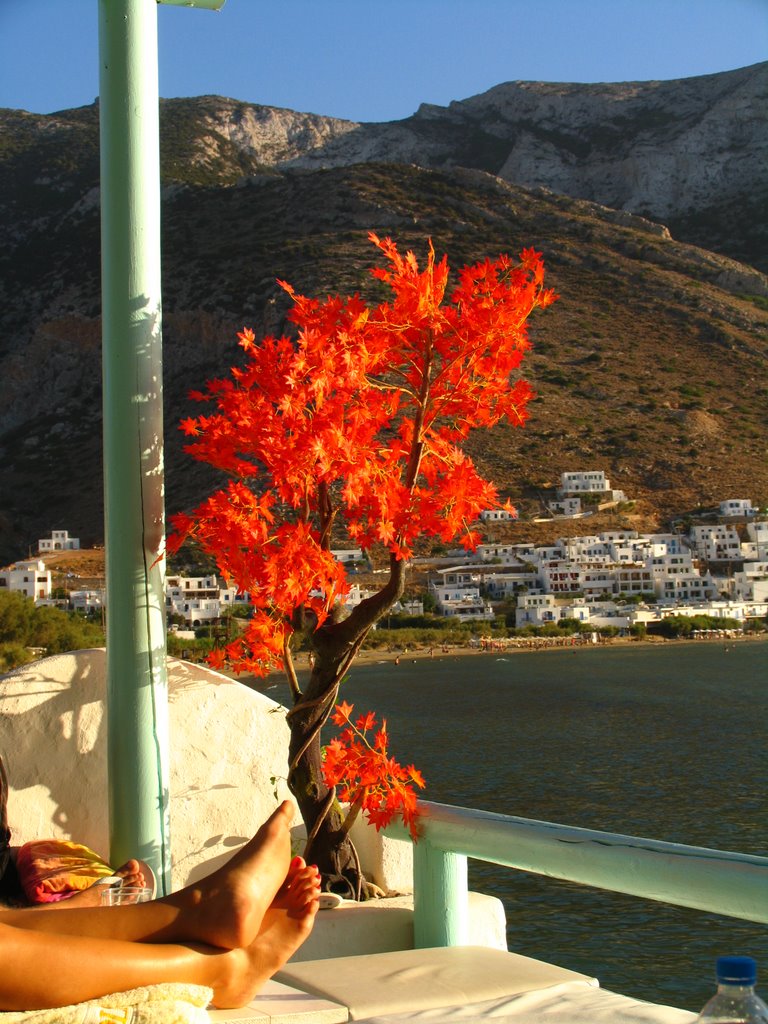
[287,650,366,898]
[286,553,408,898]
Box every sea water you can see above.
[255,641,768,1010]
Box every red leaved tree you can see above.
[169,233,556,896]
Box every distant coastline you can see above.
[342,630,766,662]
[237,630,765,690]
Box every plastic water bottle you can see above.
[696,957,768,1023]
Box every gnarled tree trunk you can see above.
[285,554,407,898]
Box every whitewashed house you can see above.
[563,531,681,565]
[166,574,239,626]
[530,544,567,564]
[0,559,52,602]
[331,548,364,564]
[688,524,743,561]
[744,520,768,560]
[584,601,635,630]
[38,529,80,553]
[726,562,768,603]
[437,593,494,621]
[580,567,618,600]
[483,571,542,600]
[719,499,757,518]
[340,584,376,611]
[432,568,481,590]
[428,570,493,621]
[558,471,626,503]
[538,560,583,594]
[559,470,609,494]
[657,600,762,624]
[658,572,718,603]
[515,594,590,629]
[476,542,536,565]
[547,496,583,518]
[642,533,688,556]
[69,589,106,614]
[615,564,655,596]
[649,551,698,594]
[479,507,516,523]
[390,598,425,616]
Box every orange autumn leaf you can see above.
[332,700,355,726]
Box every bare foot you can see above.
[20,860,152,911]
[113,859,151,891]
[211,862,320,1008]
[271,857,318,913]
[165,800,295,950]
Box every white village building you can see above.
[331,548,365,564]
[476,542,537,566]
[546,496,585,518]
[428,569,494,622]
[727,562,768,603]
[557,471,626,503]
[478,508,516,523]
[38,530,80,553]
[0,559,52,602]
[514,594,590,629]
[688,524,743,562]
[719,498,758,518]
[559,470,609,494]
[744,520,768,561]
[69,589,106,614]
[166,574,241,626]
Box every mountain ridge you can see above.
[0,67,766,563]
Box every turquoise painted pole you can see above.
[413,839,468,948]
[98,0,171,895]
[98,0,226,896]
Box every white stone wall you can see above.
[0,649,419,896]
[0,650,295,888]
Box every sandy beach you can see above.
[232,630,765,689]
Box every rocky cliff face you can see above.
[155,64,767,271]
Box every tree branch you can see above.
[282,636,302,702]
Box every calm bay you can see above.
[256,640,767,1010]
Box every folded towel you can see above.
[16,840,115,903]
[0,983,213,1024]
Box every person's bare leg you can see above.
[0,801,295,950]
[0,862,320,1011]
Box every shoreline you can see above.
[326,630,764,660]
[233,631,765,689]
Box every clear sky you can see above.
[1,0,767,123]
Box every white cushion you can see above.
[275,946,594,1019]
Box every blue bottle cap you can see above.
[716,956,757,985]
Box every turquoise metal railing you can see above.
[386,801,768,948]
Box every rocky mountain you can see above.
[155,62,768,272]
[0,67,766,564]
